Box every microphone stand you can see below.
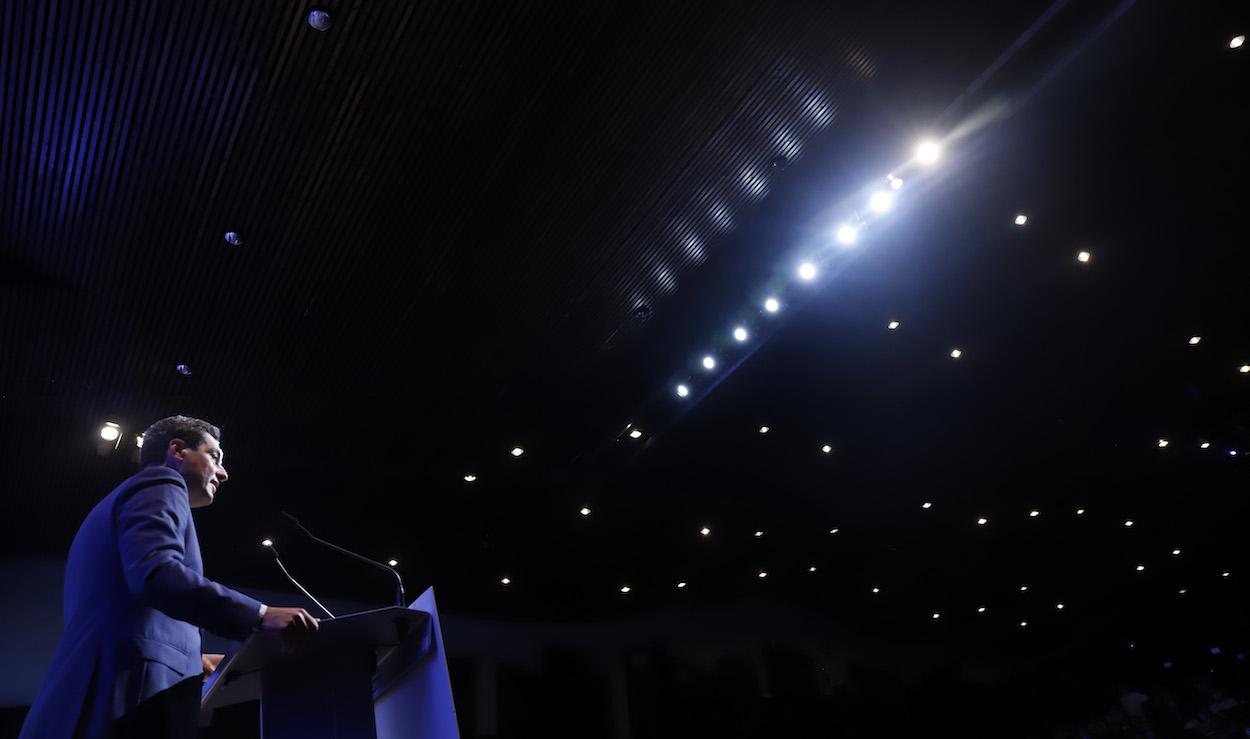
[263,542,336,619]
[280,512,406,607]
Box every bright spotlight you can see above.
[629,429,642,439]
[976,517,988,526]
[702,355,716,370]
[676,384,690,398]
[764,297,780,313]
[580,507,591,516]
[835,224,858,245]
[1231,35,1245,49]
[700,526,711,536]
[887,320,900,330]
[1239,365,1249,374]
[388,559,398,567]
[511,446,525,457]
[915,140,941,165]
[620,585,631,593]
[868,192,894,213]
[1188,335,1202,345]
[733,326,748,342]
[1077,250,1091,263]
[758,426,770,434]
[821,444,832,454]
[950,348,962,359]
[134,434,144,448]
[922,501,932,509]
[261,539,273,547]
[99,422,120,442]
[798,262,818,280]
[1029,510,1040,518]
[463,474,477,482]
[1157,438,1169,448]
[758,571,768,578]
[1014,214,1028,226]
[677,581,687,588]
[501,577,511,585]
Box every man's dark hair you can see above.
[139,415,221,467]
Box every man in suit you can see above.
[20,415,319,739]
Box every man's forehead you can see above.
[199,436,223,455]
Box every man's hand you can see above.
[201,653,224,682]
[260,606,320,637]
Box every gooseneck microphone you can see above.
[260,539,336,618]
[279,511,406,607]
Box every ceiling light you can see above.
[1157,439,1169,448]
[1179,588,1188,594]
[510,446,524,457]
[620,586,631,593]
[950,348,962,359]
[835,224,858,245]
[99,422,120,442]
[702,355,716,370]
[977,606,986,613]
[1172,548,1181,556]
[915,140,941,165]
[1124,519,1134,527]
[887,320,900,330]
[1240,365,1250,374]
[463,474,477,482]
[629,429,642,439]
[798,262,818,280]
[1019,621,1028,628]
[1231,35,1245,49]
[758,571,768,578]
[1029,510,1040,518]
[829,527,840,535]
[809,566,817,572]
[501,577,511,585]
[261,539,273,547]
[1020,585,1029,592]
[872,587,880,593]
[134,434,144,448]
[764,297,780,313]
[700,526,711,536]
[677,581,687,589]
[932,612,941,620]
[1056,603,1065,610]
[1136,564,1145,572]
[977,517,988,525]
[1014,214,1028,226]
[1189,335,1202,345]
[1223,571,1231,578]
[1201,442,1211,449]
[676,384,690,398]
[580,507,591,516]
[1076,508,1085,515]
[821,444,832,454]
[922,502,932,509]
[759,426,769,434]
[733,326,749,342]
[754,530,764,537]
[1077,250,1091,263]
[868,192,894,213]
[1230,449,1239,456]
[388,559,398,567]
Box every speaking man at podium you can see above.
[20,415,319,739]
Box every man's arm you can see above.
[116,479,268,640]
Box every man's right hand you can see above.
[260,606,320,635]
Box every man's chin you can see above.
[190,489,215,509]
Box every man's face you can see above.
[171,435,229,508]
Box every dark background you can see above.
[2,0,1249,736]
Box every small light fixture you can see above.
[977,606,986,613]
[100,422,121,442]
[501,577,511,585]
[764,297,780,313]
[1231,34,1245,49]
[1014,214,1028,226]
[1020,585,1029,592]
[580,507,591,516]
[629,429,642,439]
[676,384,690,398]
[872,586,880,594]
[677,581,687,589]
[1201,442,1211,449]
[734,326,749,342]
[1157,439,1169,448]
[754,530,764,538]
[1240,365,1249,374]
[261,539,273,547]
[798,262,818,280]
[1223,571,1231,578]
[1056,603,1065,610]
[1179,588,1188,594]
[1136,564,1145,572]
[1077,250,1091,263]
[758,571,768,578]
[821,444,832,454]
[1231,449,1240,457]
[1172,548,1181,556]
[388,559,398,567]
[835,224,858,245]
[922,502,932,509]
[700,526,711,536]
[977,517,988,526]
[1019,620,1028,628]
[1188,335,1202,345]
[1124,519,1134,527]
[829,527,840,535]
[620,585,631,593]
[1029,509,1040,518]
[511,446,524,457]
[932,612,941,620]
[1076,508,1085,515]
[887,320,900,330]
[758,425,770,434]
[808,566,817,573]
[463,474,477,482]
[950,348,962,359]
[134,434,144,448]
[915,140,941,165]
[702,355,716,370]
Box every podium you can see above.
[202,587,460,739]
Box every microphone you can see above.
[279,511,406,607]
[260,539,336,618]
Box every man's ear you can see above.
[167,437,188,462]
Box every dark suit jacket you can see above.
[19,466,264,739]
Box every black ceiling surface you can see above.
[4,0,1250,678]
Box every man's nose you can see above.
[217,466,229,483]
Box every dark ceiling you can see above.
[3,0,1250,685]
